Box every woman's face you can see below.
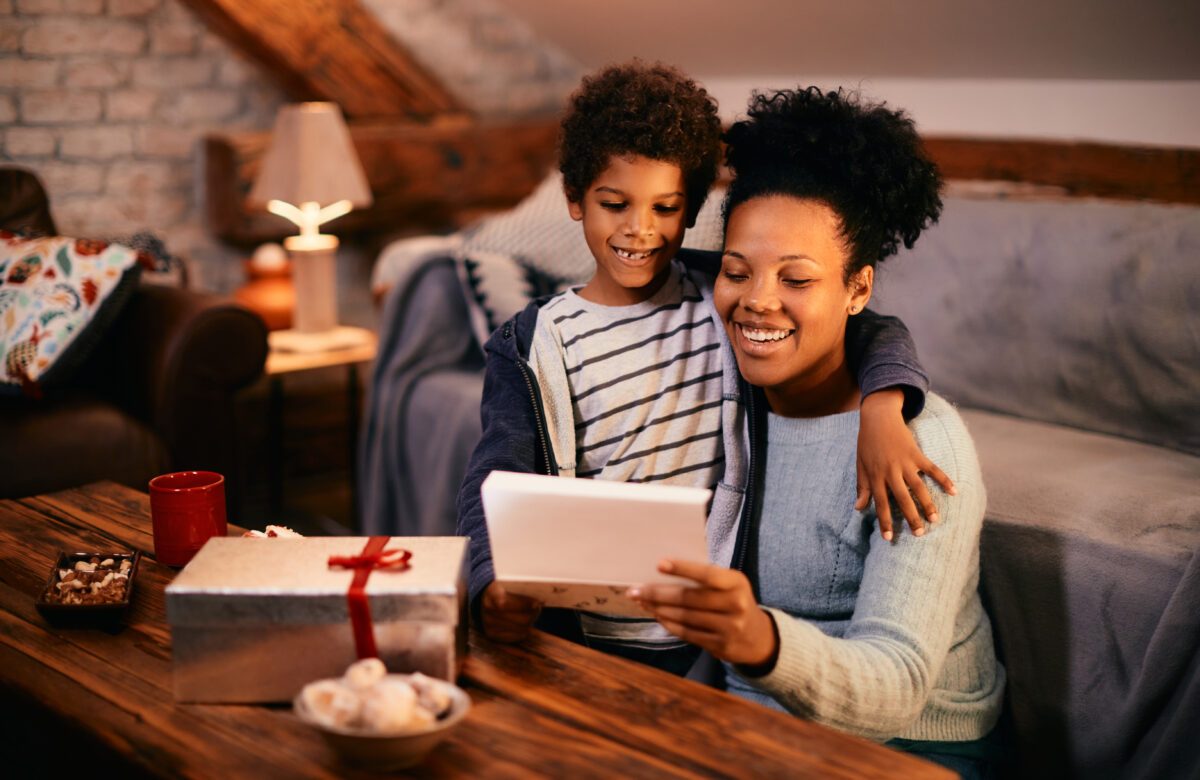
[714,195,872,417]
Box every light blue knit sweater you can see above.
[725,393,1006,743]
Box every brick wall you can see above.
[1,0,580,293]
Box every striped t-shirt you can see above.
[534,259,724,657]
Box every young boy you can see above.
[456,62,946,674]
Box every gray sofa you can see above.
[361,177,1200,778]
[873,195,1200,779]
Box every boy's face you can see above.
[568,155,689,306]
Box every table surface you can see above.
[0,482,952,779]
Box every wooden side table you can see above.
[264,326,378,530]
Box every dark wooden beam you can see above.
[924,136,1200,205]
[177,0,464,119]
[203,118,561,245]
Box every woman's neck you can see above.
[765,362,861,418]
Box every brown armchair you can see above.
[0,167,268,519]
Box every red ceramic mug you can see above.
[149,471,227,567]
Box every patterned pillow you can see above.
[0,232,145,398]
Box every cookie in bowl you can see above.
[294,658,470,770]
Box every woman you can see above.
[629,87,1006,777]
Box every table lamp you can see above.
[248,102,373,351]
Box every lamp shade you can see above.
[248,102,373,210]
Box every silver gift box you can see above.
[165,536,468,703]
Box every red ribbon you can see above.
[328,536,412,659]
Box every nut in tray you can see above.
[36,550,140,625]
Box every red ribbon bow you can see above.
[328,536,413,659]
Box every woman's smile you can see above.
[734,322,796,351]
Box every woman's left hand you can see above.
[628,559,778,667]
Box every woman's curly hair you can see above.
[722,87,943,278]
[559,61,722,224]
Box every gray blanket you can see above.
[358,256,482,537]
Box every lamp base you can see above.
[286,239,339,334]
[268,325,375,354]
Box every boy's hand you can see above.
[856,389,956,541]
[628,559,777,668]
[480,582,542,643]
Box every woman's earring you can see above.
[850,305,860,314]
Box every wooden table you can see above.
[0,483,951,778]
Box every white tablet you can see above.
[480,471,710,616]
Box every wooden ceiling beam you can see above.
[177,0,464,119]
[924,136,1200,205]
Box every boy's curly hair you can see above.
[722,87,943,278]
[559,61,722,224]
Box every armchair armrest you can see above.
[82,283,268,506]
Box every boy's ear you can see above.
[567,200,584,222]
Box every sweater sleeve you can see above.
[455,325,547,622]
[845,309,928,420]
[740,400,989,741]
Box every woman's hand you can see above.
[628,559,778,668]
[856,389,956,540]
[480,582,542,643]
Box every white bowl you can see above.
[294,677,471,771]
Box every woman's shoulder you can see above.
[909,393,982,485]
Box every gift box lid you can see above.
[165,536,467,627]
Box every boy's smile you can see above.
[568,155,690,306]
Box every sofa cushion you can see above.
[0,233,144,398]
[874,196,1200,455]
[0,394,169,498]
[963,407,1200,776]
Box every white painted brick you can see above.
[216,54,258,86]
[159,0,199,25]
[0,59,59,88]
[21,89,103,123]
[46,195,125,238]
[105,88,158,120]
[131,57,213,88]
[0,94,16,123]
[165,88,239,121]
[64,59,128,88]
[5,126,56,156]
[32,160,105,197]
[150,21,198,54]
[199,31,227,53]
[109,0,159,16]
[106,159,173,193]
[135,124,199,158]
[60,126,135,159]
[107,190,191,231]
[0,23,22,53]
[64,0,104,12]
[16,0,64,13]
[22,19,147,56]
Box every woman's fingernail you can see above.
[659,559,674,573]
[627,587,641,599]
[914,526,925,537]
[930,513,940,524]
[882,530,893,541]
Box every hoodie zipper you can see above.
[507,320,557,477]
[732,384,764,578]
